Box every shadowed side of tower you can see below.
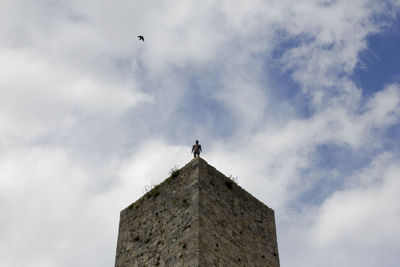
[115,157,279,267]
[197,159,279,266]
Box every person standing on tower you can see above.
[192,140,202,158]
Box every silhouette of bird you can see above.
[138,35,144,41]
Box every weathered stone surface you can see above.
[115,157,279,267]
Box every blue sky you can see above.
[0,1,400,266]
[354,10,400,95]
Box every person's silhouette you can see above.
[191,140,202,158]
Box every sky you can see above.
[0,0,400,266]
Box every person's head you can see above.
[195,140,199,144]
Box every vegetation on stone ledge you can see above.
[225,180,234,190]
[147,185,160,199]
[166,166,180,184]
[225,174,238,190]
[169,167,180,178]
[142,166,181,199]
[143,180,161,199]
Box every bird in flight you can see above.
[138,35,144,41]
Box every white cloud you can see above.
[0,147,97,267]
[278,153,400,267]
[0,48,150,145]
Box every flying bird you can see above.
[138,35,144,41]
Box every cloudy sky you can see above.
[1,0,400,266]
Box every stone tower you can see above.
[115,157,280,266]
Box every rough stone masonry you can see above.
[115,157,280,267]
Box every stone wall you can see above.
[115,157,279,267]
